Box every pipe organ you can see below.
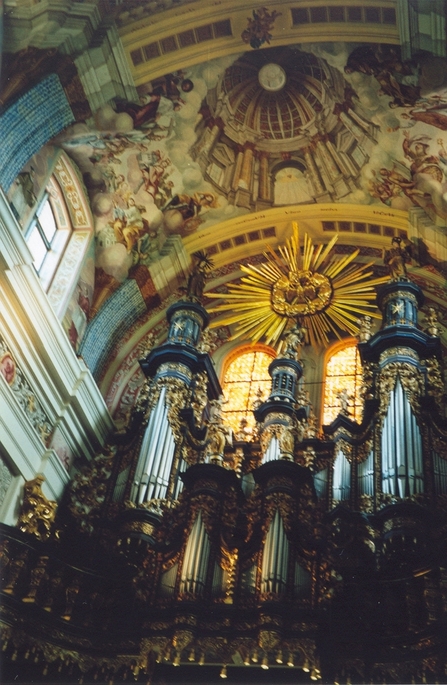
[3,273,447,685]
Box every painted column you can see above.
[231,147,244,191]
[258,152,271,201]
[326,140,351,177]
[316,139,341,181]
[238,143,255,190]
[303,146,325,194]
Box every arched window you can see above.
[323,341,363,425]
[221,345,275,438]
[25,182,70,291]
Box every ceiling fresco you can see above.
[57,42,447,284]
[14,38,447,421]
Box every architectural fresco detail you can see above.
[0,335,53,444]
[7,145,60,230]
[0,456,13,508]
[60,240,95,352]
[42,41,446,341]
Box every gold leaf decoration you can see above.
[207,222,388,347]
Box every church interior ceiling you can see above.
[3,2,447,684]
[3,4,447,430]
[22,38,447,422]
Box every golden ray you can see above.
[312,234,338,270]
[208,223,386,347]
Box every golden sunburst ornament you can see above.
[207,223,388,347]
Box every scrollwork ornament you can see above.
[360,361,374,400]
[422,306,442,337]
[380,346,419,362]
[197,327,219,354]
[336,438,353,462]
[258,629,281,650]
[162,377,190,442]
[190,371,208,424]
[358,494,374,513]
[356,439,373,464]
[67,453,114,533]
[424,357,445,407]
[219,546,238,602]
[262,494,296,542]
[17,475,58,541]
[134,378,152,415]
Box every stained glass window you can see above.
[323,342,363,425]
[221,347,275,439]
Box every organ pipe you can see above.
[172,457,187,500]
[294,562,311,598]
[381,378,423,497]
[332,449,351,502]
[314,468,328,500]
[131,386,178,504]
[264,436,280,463]
[180,511,210,596]
[261,509,289,595]
[131,387,167,502]
[358,449,374,497]
[160,563,178,597]
[433,451,447,495]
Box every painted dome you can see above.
[221,47,344,141]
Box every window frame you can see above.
[25,181,71,292]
